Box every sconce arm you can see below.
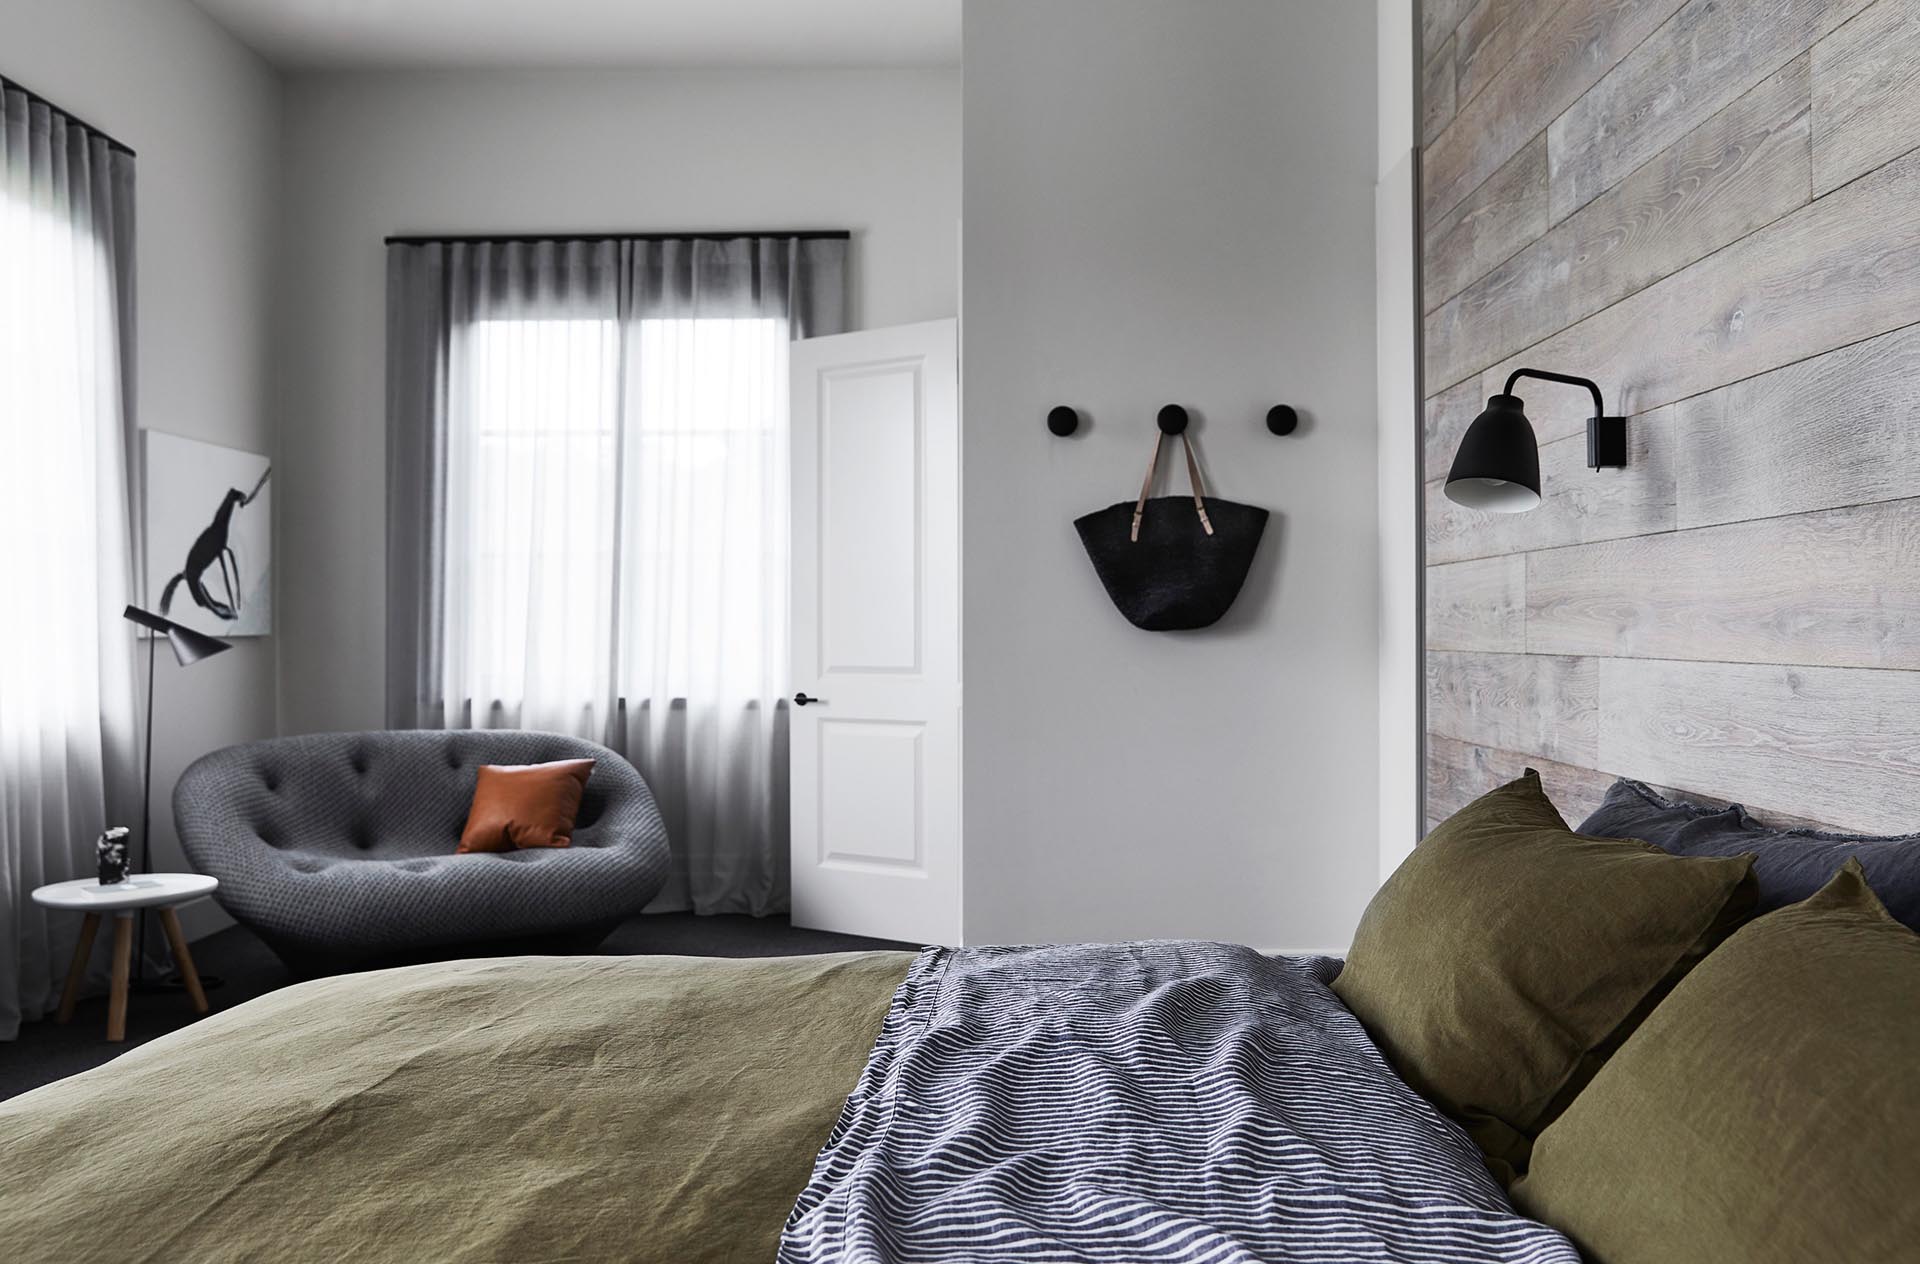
[1503,367,1606,419]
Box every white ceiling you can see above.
[189,0,962,70]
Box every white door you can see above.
[790,319,960,946]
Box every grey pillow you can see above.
[1579,779,1920,930]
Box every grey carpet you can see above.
[0,913,917,1102]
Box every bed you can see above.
[6,771,1913,1264]
[0,942,1571,1264]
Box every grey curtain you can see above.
[387,235,847,916]
[0,80,139,1038]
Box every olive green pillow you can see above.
[1332,771,1755,1181]
[1515,860,1920,1263]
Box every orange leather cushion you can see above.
[457,759,596,853]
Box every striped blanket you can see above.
[781,941,1579,1263]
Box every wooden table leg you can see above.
[159,907,209,1015]
[107,914,134,1042]
[56,912,101,1025]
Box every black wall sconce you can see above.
[1046,403,1299,438]
[1443,367,1626,513]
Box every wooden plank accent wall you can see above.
[1420,0,1920,836]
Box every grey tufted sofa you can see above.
[173,730,672,974]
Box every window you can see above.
[443,313,790,723]
[450,317,621,716]
[0,180,120,721]
[0,86,137,1036]
[386,233,845,915]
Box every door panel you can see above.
[791,319,959,945]
[820,363,922,675]
[819,720,925,872]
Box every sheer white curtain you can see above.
[0,83,137,1039]
[388,236,846,915]
[616,313,791,910]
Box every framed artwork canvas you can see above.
[143,430,272,637]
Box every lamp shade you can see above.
[123,605,232,666]
[165,623,231,665]
[1444,394,1541,513]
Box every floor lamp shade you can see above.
[124,605,231,666]
[1443,394,1541,513]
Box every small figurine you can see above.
[97,826,131,886]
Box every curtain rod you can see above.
[385,230,851,246]
[0,73,136,158]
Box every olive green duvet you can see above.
[0,951,915,1264]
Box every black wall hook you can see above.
[1047,402,1299,439]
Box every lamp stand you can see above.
[130,628,225,998]
[119,604,234,1004]
[136,632,156,986]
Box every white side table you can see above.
[32,873,219,1042]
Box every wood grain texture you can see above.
[1597,657,1920,835]
[1423,0,1479,62]
[1549,0,1867,221]
[1425,405,1676,564]
[1454,0,1565,110]
[1427,555,1526,652]
[1425,734,1616,829]
[1674,321,1920,529]
[1812,0,1920,194]
[1422,374,1486,477]
[108,915,131,1043]
[1480,142,1920,445]
[1423,0,1920,837]
[1426,734,1848,833]
[1423,38,1459,144]
[1527,497,1920,669]
[1426,650,1599,765]
[1423,0,1687,221]
[1423,136,1550,315]
[1426,56,1811,391]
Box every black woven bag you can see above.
[1074,430,1268,631]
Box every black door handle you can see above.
[793,692,821,706]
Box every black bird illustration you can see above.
[159,467,270,622]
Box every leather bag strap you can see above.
[1130,432,1215,542]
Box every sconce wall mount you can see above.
[1444,366,1626,513]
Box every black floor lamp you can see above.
[122,605,230,985]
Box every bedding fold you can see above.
[0,951,914,1264]
[781,941,1580,1264]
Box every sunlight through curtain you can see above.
[0,81,138,1039]
[388,236,846,915]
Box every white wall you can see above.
[1,0,282,939]
[961,0,1380,953]
[276,67,962,734]
[1377,0,1421,880]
